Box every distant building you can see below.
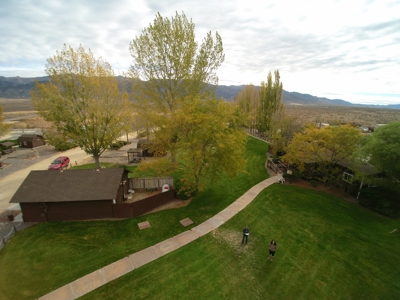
[17,134,45,148]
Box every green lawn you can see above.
[81,184,400,300]
[0,136,269,300]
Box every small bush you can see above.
[174,179,197,200]
[283,169,301,183]
[310,180,319,187]
[359,187,399,218]
[109,141,125,150]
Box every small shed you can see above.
[9,168,129,222]
[17,134,45,148]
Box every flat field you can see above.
[2,98,400,129]
[0,98,34,113]
[285,105,400,126]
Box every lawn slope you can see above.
[82,185,400,300]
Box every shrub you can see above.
[282,169,301,183]
[109,141,125,150]
[174,179,197,200]
[359,187,399,218]
[54,141,76,151]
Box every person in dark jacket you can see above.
[242,226,250,244]
[268,240,277,261]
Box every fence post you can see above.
[14,225,17,232]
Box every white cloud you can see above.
[0,0,399,104]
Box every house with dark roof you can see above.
[10,168,129,222]
[336,159,381,198]
[17,134,45,148]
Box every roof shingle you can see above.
[10,168,125,203]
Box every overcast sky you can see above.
[1,0,399,105]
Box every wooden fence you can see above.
[112,189,175,218]
[129,177,174,189]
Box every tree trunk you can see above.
[94,156,101,169]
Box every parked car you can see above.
[48,156,70,170]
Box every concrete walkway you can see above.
[39,174,282,300]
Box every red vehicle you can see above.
[48,156,70,170]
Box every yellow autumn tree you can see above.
[282,124,361,184]
[135,97,247,195]
[31,44,132,168]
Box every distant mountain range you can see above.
[1,76,399,110]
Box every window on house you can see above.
[342,172,353,183]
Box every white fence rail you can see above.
[129,177,174,189]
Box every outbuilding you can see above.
[17,134,45,148]
[9,168,129,222]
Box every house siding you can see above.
[21,200,114,222]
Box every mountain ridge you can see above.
[1,76,399,110]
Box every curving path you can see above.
[39,174,282,300]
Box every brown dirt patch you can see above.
[146,198,192,214]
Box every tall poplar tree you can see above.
[258,70,283,134]
[235,84,259,135]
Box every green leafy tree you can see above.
[0,105,11,138]
[129,11,224,111]
[128,11,225,160]
[235,84,259,135]
[258,70,283,134]
[136,97,247,195]
[31,44,132,168]
[361,121,400,187]
[282,124,361,185]
[175,98,247,194]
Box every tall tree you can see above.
[128,11,225,161]
[235,84,259,136]
[129,11,224,112]
[360,121,400,185]
[31,44,132,168]
[282,124,361,184]
[258,70,283,134]
[0,105,11,137]
[268,109,303,155]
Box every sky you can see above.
[0,0,399,105]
